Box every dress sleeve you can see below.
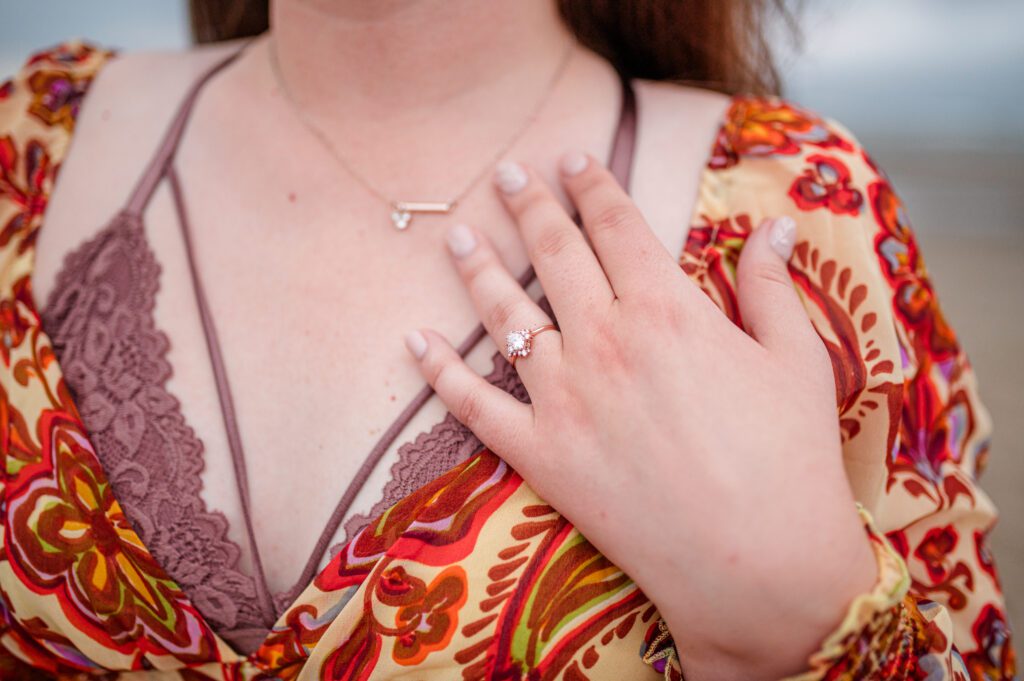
[0,40,111,678]
[639,96,1017,680]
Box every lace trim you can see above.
[337,349,529,548]
[38,209,536,655]
[39,210,270,653]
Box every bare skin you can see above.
[32,0,875,678]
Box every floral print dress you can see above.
[0,42,1016,680]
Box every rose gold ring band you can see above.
[506,324,559,368]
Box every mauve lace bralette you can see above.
[38,212,529,652]
[36,40,635,657]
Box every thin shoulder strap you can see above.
[608,68,638,195]
[123,43,249,216]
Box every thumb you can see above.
[736,216,818,355]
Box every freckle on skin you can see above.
[390,394,396,402]
[288,192,297,203]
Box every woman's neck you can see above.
[270,0,576,121]
[258,0,616,207]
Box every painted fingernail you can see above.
[559,150,588,176]
[494,161,527,195]
[768,216,797,260]
[446,223,477,258]
[404,330,427,359]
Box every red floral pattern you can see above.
[914,525,959,583]
[0,136,52,254]
[709,96,854,170]
[6,410,217,661]
[966,604,1015,679]
[377,564,467,665]
[676,96,1015,680]
[24,42,105,131]
[0,43,1014,680]
[789,153,864,216]
[868,178,958,363]
[0,276,34,366]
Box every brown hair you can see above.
[189,0,795,95]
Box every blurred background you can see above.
[1,0,1021,634]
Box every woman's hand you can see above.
[403,152,878,680]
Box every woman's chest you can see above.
[28,71,725,622]
[40,175,541,601]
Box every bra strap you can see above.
[123,43,250,216]
[170,64,639,618]
[608,68,638,193]
[291,69,640,595]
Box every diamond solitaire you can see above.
[504,324,558,368]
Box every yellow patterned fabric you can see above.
[0,42,1016,680]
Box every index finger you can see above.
[558,151,681,299]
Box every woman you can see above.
[0,0,1015,678]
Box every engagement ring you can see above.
[505,324,558,368]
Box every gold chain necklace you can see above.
[267,39,575,230]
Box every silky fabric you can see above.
[35,40,628,655]
[0,42,1015,680]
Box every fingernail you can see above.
[768,216,797,260]
[404,330,427,359]
[494,161,527,195]
[559,150,588,176]
[446,223,477,258]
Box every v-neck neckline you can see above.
[22,44,734,666]
[165,48,641,637]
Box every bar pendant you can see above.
[390,201,455,230]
